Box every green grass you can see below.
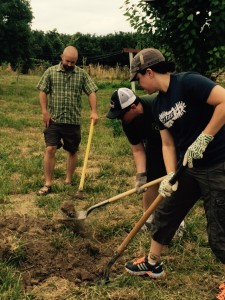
[0,262,27,300]
[0,71,224,299]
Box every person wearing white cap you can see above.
[106,88,186,233]
[125,48,225,300]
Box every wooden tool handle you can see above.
[106,175,166,204]
[78,119,94,191]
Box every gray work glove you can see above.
[158,172,178,198]
[183,132,214,168]
[135,172,147,194]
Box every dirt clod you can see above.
[61,200,76,218]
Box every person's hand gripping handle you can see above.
[158,163,185,198]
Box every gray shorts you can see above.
[151,161,225,264]
[43,121,81,154]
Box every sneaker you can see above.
[125,256,166,278]
[141,221,153,232]
[141,224,151,231]
[174,220,185,239]
[141,214,154,231]
[214,283,225,300]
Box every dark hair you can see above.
[139,61,176,75]
[133,97,140,106]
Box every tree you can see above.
[123,0,225,76]
[0,0,33,72]
[64,32,139,67]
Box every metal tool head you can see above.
[75,210,88,220]
[76,190,84,199]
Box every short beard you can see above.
[63,64,74,72]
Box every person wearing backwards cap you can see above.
[125,48,225,300]
[106,87,186,233]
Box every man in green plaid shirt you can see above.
[37,46,98,195]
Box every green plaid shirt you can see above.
[37,63,98,124]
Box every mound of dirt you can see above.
[61,200,77,218]
[0,213,116,292]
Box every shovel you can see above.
[102,163,185,283]
[76,119,94,199]
[74,175,166,220]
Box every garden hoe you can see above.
[61,176,166,220]
[76,119,94,199]
[102,163,185,283]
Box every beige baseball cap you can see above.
[130,48,165,81]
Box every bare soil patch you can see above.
[0,193,134,298]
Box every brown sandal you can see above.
[37,185,52,196]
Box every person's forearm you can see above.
[39,91,48,113]
[88,92,97,113]
[88,92,98,124]
[132,144,146,173]
[160,129,177,173]
[39,91,51,127]
[162,145,177,174]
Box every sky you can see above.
[30,0,137,36]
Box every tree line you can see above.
[1,0,225,76]
[0,0,145,73]
[31,30,142,69]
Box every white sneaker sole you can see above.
[125,268,166,278]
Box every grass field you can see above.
[0,70,224,300]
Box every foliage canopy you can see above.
[1,0,225,75]
[123,0,225,75]
[0,0,33,71]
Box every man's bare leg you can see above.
[148,239,164,264]
[38,146,57,195]
[142,184,159,224]
[143,184,159,211]
[65,151,78,184]
[43,146,57,186]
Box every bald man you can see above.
[37,46,98,195]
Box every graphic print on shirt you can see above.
[159,101,186,128]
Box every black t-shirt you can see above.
[152,72,225,167]
[122,94,161,146]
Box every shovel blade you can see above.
[75,210,88,220]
